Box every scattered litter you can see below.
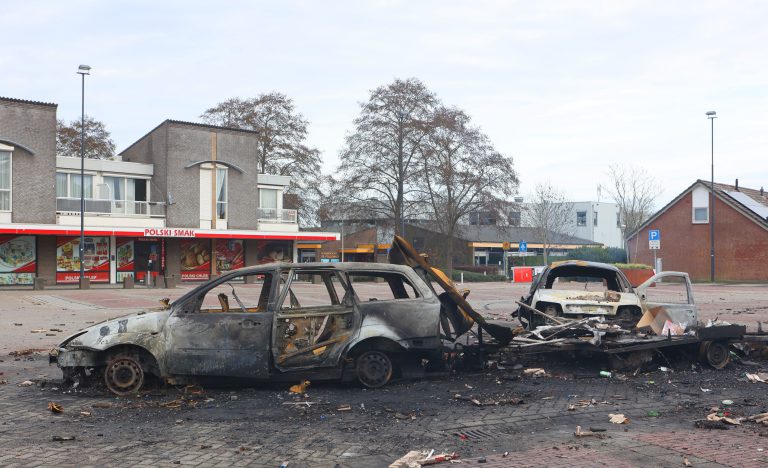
[453,394,523,406]
[289,380,310,394]
[599,371,612,378]
[419,452,459,465]
[282,401,319,407]
[9,349,44,357]
[394,412,417,420]
[646,410,661,417]
[30,329,48,333]
[700,388,712,393]
[747,413,768,426]
[568,404,576,411]
[183,385,205,395]
[683,455,692,466]
[162,400,183,409]
[0,380,6,385]
[13,323,22,326]
[589,427,606,432]
[574,426,594,437]
[722,400,734,406]
[609,414,629,424]
[659,367,670,372]
[51,435,76,442]
[80,411,91,417]
[337,404,352,412]
[706,413,740,425]
[695,419,729,430]
[746,373,768,384]
[47,402,63,414]
[523,368,546,378]
[389,450,459,468]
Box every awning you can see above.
[0,223,339,241]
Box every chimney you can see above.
[735,179,739,191]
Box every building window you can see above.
[0,151,10,211]
[576,211,587,226]
[593,211,598,226]
[616,212,621,228]
[259,188,278,210]
[509,211,521,227]
[56,172,93,198]
[216,168,227,220]
[693,207,709,223]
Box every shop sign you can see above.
[143,228,196,238]
[0,235,36,285]
[56,236,110,284]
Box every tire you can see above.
[104,354,146,396]
[700,341,730,370]
[356,350,393,388]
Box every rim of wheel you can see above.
[104,357,144,395]
[706,342,730,369]
[357,351,392,388]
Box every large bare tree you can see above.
[56,116,115,159]
[525,182,573,265]
[335,78,438,234]
[603,164,661,261]
[201,93,322,226]
[420,106,518,274]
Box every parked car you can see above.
[52,257,478,395]
[515,260,697,331]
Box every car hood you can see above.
[59,310,171,349]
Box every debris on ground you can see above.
[523,368,546,377]
[289,380,310,394]
[747,413,768,426]
[646,410,661,417]
[695,419,730,430]
[418,452,459,466]
[389,450,423,468]
[453,393,523,406]
[746,372,768,384]
[51,435,76,442]
[609,414,629,424]
[706,412,740,425]
[18,380,34,387]
[9,349,45,357]
[337,404,352,412]
[47,402,63,413]
[574,426,594,437]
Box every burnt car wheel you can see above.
[700,341,730,369]
[104,355,145,395]
[356,351,393,388]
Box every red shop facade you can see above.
[0,225,338,286]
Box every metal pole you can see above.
[79,72,86,287]
[340,213,344,263]
[709,115,715,283]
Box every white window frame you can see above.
[576,211,587,227]
[692,206,709,224]
[0,148,12,212]
[216,167,228,221]
[56,171,95,198]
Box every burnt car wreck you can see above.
[51,237,483,395]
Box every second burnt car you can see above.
[52,244,482,395]
[515,260,697,330]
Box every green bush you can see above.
[451,269,507,282]
[567,246,627,263]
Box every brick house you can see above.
[626,179,768,282]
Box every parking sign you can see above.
[649,229,660,250]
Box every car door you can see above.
[164,270,275,378]
[272,268,357,371]
[636,271,697,334]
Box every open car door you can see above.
[388,235,512,344]
[635,271,697,335]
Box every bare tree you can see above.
[56,116,115,159]
[336,78,438,234]
[603,164,661,261]
[420,106,518,274]
[201,93,322,226]
[525,182,573,265]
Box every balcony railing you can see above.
[257,208,297,224]
[57,197,166,218]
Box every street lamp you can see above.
[706,110,717,283]
[77,64,91,287]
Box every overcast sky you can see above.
[2,1,766,205]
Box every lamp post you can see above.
[706,110,717,283]
[77,65,91,287]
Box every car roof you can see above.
[548,260,622,273]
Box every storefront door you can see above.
[134,239,163,284]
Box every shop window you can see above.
[0,151,11,211]
[348,272,419,302]
[576,211,587,226]
[55,236,110,284]
[0,235,36,285]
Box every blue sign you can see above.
[519,241,528,253]
[649,229,660,241]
